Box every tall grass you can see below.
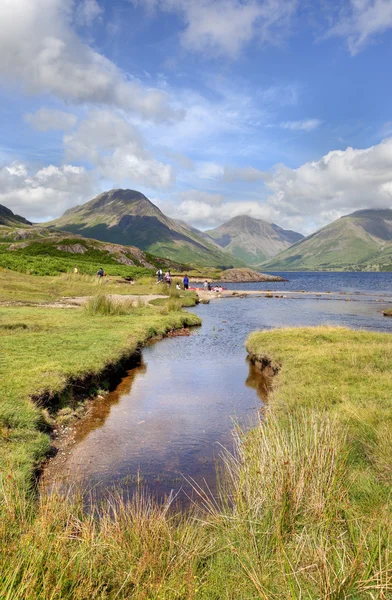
[84,294,136,316]
[1,325,391,597]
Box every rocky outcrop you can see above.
[219,268,287,283]
[56,244,87,254]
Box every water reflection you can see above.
[44,288,391,503]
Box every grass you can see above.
[84,294,139,315]
[0,239,156,277]
[0,269,167,303]
[0,300,201,492]
[1,316,392,597]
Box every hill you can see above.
[205,215,303,265]
[261,208,392,271]
[0,204,32,227]
[0,224,184,277]
[46,189,242,268]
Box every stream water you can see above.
[46,273,392,503]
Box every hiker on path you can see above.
[97,268,104,278]
[74,266,79,274]
[203,280,209,292]
[164,271,171,286]
[156,268,163,283]
[183,274,189,290]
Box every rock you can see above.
[56,244,87,254]
[8,242,30,250]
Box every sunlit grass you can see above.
[1,318,392,598]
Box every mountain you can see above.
[47,189,241,268]
[0,204,31,227]
[205,215,303,265]
[261,209,392,271]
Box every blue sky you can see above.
[1,0,392,233]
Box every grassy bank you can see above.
[0,297,200,492]
[384,308,392,316]
[1,325,392,598]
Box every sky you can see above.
[1,0,392,234]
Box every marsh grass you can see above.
[1,324,391,598]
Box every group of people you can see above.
[156,269,189,290]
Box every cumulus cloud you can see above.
[133,0,297,57]
[159,137,392,232]
[265,137,392,231]
[0,162,96,220]
[65,110,175,188]
[279,119,322,131]
[328,0,392,55]
[0,0,180,121]
[25,107,78,131]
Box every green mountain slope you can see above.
[0,204,31,227]
[47,189,242,268]
[205,215,303,265]
[261,209,392,271]
[0,224,184,276]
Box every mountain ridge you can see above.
[46,189,242,268]
[0,204,32,227]
[261,208,392,271]
[205,214,304,265]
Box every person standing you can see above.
[183,274,189,290]
[156,268,163,283]
[203,280,208,292]
[74,266,79,274]
[164,271,171,286]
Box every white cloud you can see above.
[65,110,175,189]
[133,0,297,57]
[328,0,392,55]
[279,119,322,131]
[0,0,180,121]
[75,0,103,26]
[159,195,278,229]
[25,108,78,131]
[177,189,224,206]
[223,165,267,181]
[0,162,96,220]
[265,137,392,232]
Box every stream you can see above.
[45,274,392,504]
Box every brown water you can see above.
[46,286,392,503]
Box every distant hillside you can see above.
[261,209,392,271]
[205,215,303,265]
[47,189,242,268]
[0,224,185,277]
[0,204,31,227]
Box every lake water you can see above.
[45,273,392,503]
